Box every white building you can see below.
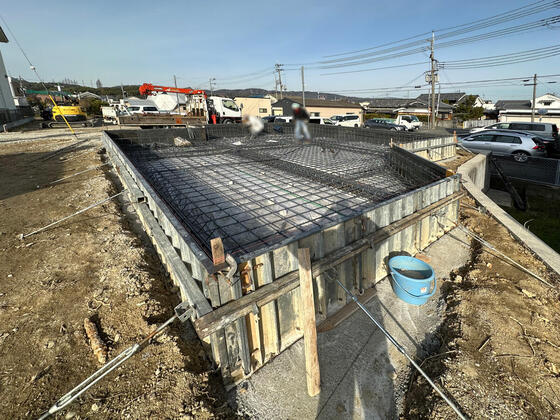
[495,94,560,125]
[0,26,17,111]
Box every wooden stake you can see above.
[210,237,225,266]
[298,248,320,397]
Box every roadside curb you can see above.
[458,153,560,277]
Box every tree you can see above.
[454,95,484,121]
[96,79,103,89]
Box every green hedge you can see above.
[364,113,393,120]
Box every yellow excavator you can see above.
[41,104,91,128]
[51,105,87,122]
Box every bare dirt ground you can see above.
[404,194,560,419]
[0,132,235,419]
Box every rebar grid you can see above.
[111,129,444,260]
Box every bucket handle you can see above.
[391,273,437,299]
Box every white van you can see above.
[333,114,361,128]
[309,117,335,125]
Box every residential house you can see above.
[366,97,454,120]
[365,98,414,114]
[272,97,363,122]
[416,92,470,107]
[234,95,275,117]
[495,93,560,125]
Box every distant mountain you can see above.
[19,79,405,104]
[213,88,365,103]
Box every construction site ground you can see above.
[1,128,559,419]
[0,130,235,419]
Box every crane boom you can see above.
[139,83,207,97]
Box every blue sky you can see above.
[1,0,559,100]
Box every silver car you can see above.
[459,130,547,162]
[470,121,559,141]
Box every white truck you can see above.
[207,96,242,124]
[394,115,422,131]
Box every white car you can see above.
[273,116,293,123]
[333,114,361,128]
[309,117,335,125]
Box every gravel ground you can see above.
[0,131,237,419]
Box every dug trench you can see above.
[0,135,237,419]
[403,196,560,419]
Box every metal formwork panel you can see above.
[102,127,462,386]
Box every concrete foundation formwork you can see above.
[102,124,462,386]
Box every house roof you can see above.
[366,96,453,112]
[367,98,413,108]
[494,100,531,110]
[416,92,466,103]
[281,96,362,109]
[0,26,8,43]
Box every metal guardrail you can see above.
[490,154,560,186]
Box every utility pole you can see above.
[429,32,437,129]
[275,64,284,99]
[173,75,180,112]
[531,73,537,122]
[301,66,305,108]
[209,77,216,96]
[120,83,125,99]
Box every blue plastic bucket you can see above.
[388,256,436,305]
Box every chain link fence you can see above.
[491,154,560,186]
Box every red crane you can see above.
[139,83,207,97]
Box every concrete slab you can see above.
[231,228,471,419]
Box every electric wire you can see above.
[320,12,560,65]
[0,14,80,140]
[321,44,560,75]
[317,15,560,70]
[322,0,560,59]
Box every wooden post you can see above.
[298,248,320,397]
[210,237,225,265]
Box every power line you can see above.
[316,74,560,96]
[317,15,560,70]
[321,43,560,76]
[323,0,559,59]
[214,67,274,82]
[440,44,560,69]
[320,62,426,76]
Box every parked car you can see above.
[334,114,361,127]
[309,117,335,125]
[394,114,422,131]
[262,116,276,123]
[471,121,559,153]
[273,116,293,123]
[364,119,406,131]
[470,121,558,139]
[330,115,344,124]
[459,130,547,162]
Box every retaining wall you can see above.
[458,154,560,276]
